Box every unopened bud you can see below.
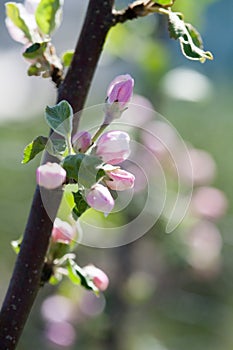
[86,183,114,214]
[96,131,130,165]
[72,131,92,153]
[51,218,75,244]
[36,162,66,189]
[105,168,135,191]
[83,265,109,291]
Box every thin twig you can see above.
[113,0,170,25]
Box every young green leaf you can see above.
[23,42,47,59]
[50,242,70,260]
[152,0,174,7]
[168,11,213,62]
[62,50,74,67]
[27,63,43,76]
[72,191,90,219]
[5,2,32,41]
[67,259,99,293]
[45,100,73,138]
[49,272,62,285]
[11,237,22,254]
[22,136,48,164]
[35,0,60,35]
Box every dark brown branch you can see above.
[0,1,115,349]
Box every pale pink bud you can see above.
[72,131,92,153]
[96,131,130,165]
[105,168,135,191]
[52,218,74,244]
[86,184,114,214]
[107,74,134,108]
[36,162,66,189]
[83,265,109,291]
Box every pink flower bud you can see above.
[52,218,74,244]
[105,168,135,191]
[83,265,109,291]
[96,131,130,165]
[107,74,134,108]
[36,162,66,189]
[72,131,92,153]
[86,184,114,214]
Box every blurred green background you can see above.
[1,0,233,349]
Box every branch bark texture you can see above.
[0,1,115,348]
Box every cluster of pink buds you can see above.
[76,75,135,215]
[86,129,135,215]
[36,75,135,216]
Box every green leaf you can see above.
[67,260,81,285]
[50,242,70,260]
[46,138,67,157]
[5,2,32,41]
[22,136,48,164]
[45,100,73,138]
[62,50,74,67]
[168,11,213,62]
[62,154,103,188]
[179,38,213,62]
[27,63,43,76]
[152,0,174,7]
[67,259,99,293]
[11,237,22,254]
[23,42,47,59]
[35,0,60,35]
[49,272,62,285]
[72,190,89,219]
[185,23,203,49]
[168,11,186,39]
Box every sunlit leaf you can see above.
[11,237,22,254]
[62,50,74,67]
[5,2,32,41]
[152,0,174,7]
[35,0,60,35]
[67,259,99,293]
[22,136,48,164]
[49,272,62,285]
